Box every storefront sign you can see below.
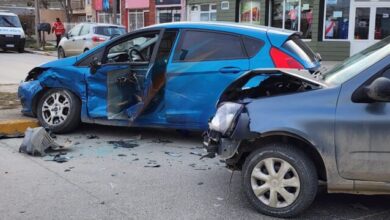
[302,4,309,10]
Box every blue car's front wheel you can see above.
[37,88,81,133]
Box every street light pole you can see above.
[34,0,41,48]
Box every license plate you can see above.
[5,34,13,37]
[5,44,15,48]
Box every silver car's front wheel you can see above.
[251,158,300,208]
[242,144,318,218]
[37,89,81,133]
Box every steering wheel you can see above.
[128,48,145,62]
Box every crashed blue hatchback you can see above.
[18,22,320,133]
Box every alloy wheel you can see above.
[41,91,70,126]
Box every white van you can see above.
[0,12,25,53]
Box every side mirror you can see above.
[364,77,390,102]
[90,57,101,74]
[65,33,69,39]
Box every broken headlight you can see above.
[209,102,244,136]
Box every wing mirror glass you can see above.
[90,57,101,74]
[364,77,390,102]
[65,33,70,39]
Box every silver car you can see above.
[58,23,126,58]
[204,36,390,217]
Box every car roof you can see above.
[146,22,296,37]
[0,12,18,16]
[78,22,125,28]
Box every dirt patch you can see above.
[0,92,20,110]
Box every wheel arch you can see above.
[231,131,327,181]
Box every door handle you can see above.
[219,67,241,74]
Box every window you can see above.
[157,8,181,24]
[375,8,390,40]
[282,35,317,63]
[188,4,216,22]
[128,11,144,32]
[323,0,350,40]
[69,24,82,37]
[270,0,313,39]
[79,24,90,36]
[243,37,264,57]
[97,12,121,24]
[94,26,126,36]
[156,31,178,64]
[240,0,260,25]
[173,31,246,62]
[0,15,22,27]
[106,32,159,63]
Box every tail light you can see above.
[270,47,304,69]
[92,36,107,42]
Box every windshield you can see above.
[323,36,390,85]
[94,26,126,36]
[0,15,22,27]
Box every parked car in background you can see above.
[0,12,25,53]
[58,23,126,59]
[204,36,390,218]
[19,22,320,133]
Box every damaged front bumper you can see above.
[203,111,253,160]
[18,80,43,116]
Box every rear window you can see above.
[173,30,246,62]
[0,15,21,28]
[242,37,264,57]
[94,26,126,36]
[282,35,317,63]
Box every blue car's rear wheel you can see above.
[37,88,80,133]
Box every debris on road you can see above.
[151,138,173,144]
[144,164,161,168]
[19,127,61,156]
[190,151,202,157]
[53,153,70,163]
[64,167,74,172]
[86,134,99,139]
[197,182,204,185]
[164,151,181,157]
[108,140,139,149]
[117,154,127,157]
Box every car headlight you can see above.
[209,102,243,135]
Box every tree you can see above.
[57,0,73,24]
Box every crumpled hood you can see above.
[40,56,77,68]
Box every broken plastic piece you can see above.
[19,127,61,156]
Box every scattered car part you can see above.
[19,127,61,156]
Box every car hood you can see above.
[40,56,78,68]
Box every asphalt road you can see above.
[0,51,55,84]
[1,125,390,220]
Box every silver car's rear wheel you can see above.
[251,157,300,208]
[41,91,70,126]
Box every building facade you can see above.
[184,0,390,60]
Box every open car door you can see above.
[86,29,177,122]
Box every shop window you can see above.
[375,8,390,40]
[128,11,144,32]
[189,4,216,22]
[323,0,350,40]
[173,31,246,62]
[240,0,261,25]
[354,8,370,40]
[270,0,313,39]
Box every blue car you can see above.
[18,22,320,133]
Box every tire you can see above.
[58,47,66,59]
[242,143,318,218]
[83,48,89,53]
[37,88,81,133]
[18,47,24,53]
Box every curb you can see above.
[0,119,40,138]
[24,48,57,57]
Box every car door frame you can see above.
[335,54,390,182]
[85,27,165,121]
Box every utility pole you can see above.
[34,0,41,48]
[112,0,117,24]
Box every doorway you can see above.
[350,2,390,55]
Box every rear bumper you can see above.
[0,35,25,50]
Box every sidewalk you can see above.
[25,48,57,57]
